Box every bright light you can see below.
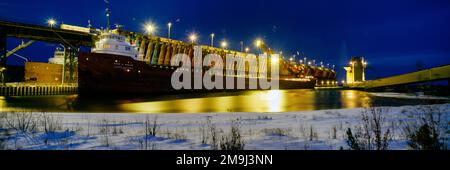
[254,39,263,47]
[289,57,293,61]
[245,47,250,53]
[144,23,156,35]
[47,18,57,27]
[189,33,198,43]
[308,62,312,65]
[167,22,172,38]
[220,40,228,48]
[210,33,215,37]
[271,56,279,63]
[299,60,303,63]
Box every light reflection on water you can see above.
[0,90,441,113]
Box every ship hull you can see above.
[78,53,317,95]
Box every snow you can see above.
[0,104,448,150]
[369,92,449,100]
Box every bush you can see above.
[402,105,448,150]
[205,117,220,150]
[98,119,111,147]
[141,116,160,150]
[144,115,160,137]
[4,112,38,134]
[40,113,62,133]
[309,126,318,141]
[263,128,290,136]
[220,119,245,150]
[346,106,391,150]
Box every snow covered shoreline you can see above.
[0,104,449,150]
[369,92,449,100]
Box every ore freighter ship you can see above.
[78,28,335,95]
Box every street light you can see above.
[254,39,263,47]
[167,22,172,39]
[220,40,228,49]
[144,23,156,35]
[210,33,215,47]
[189,33,198,43]
[47,18,57,27]
[245,47,250,53]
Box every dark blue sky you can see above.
[1,0,449,81]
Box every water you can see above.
[0,89,446,113]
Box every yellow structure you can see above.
[358,64,450,88]
[25,62,63,84]
[344,57,367,84]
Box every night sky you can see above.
[1,0,449,81]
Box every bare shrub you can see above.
[98,119,111,147]
[205,117,220,150]
[309,126,318,141]
[0,113,6,130]
[199,122,208,145]
[219,119,245,150]
[346,106,391,150]
[401,105,448,150]
[144,115,160,137]
[111,121,124,136]
[142,115,160,150]
[4,112,39,134]
[263,128,290,136]
[0,114,6,149]
[40,113,62,133]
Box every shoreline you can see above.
[0,103,448,150]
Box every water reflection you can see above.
[0,90,444,113]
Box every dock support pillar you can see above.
[63,45,79,83]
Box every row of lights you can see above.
[47,18,314,64]
[47,18,263,53]
[144,22,268,52]
[286,56,335,69]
